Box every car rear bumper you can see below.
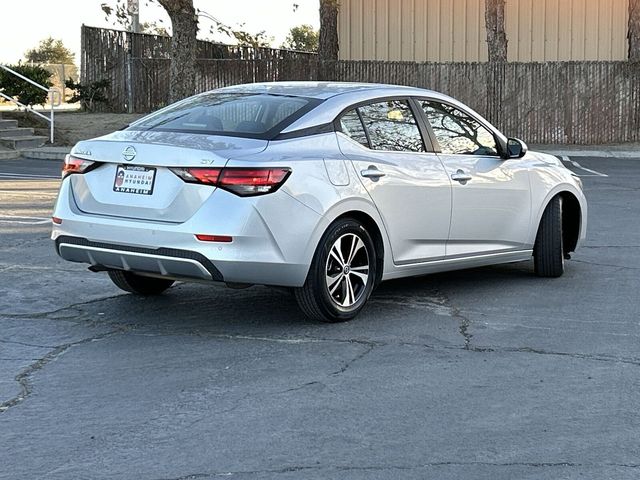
[51,177,323,287]
[55,236,223,281]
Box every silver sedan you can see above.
[52,82,587,322]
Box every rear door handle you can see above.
[361,166,386,180]
[451,169,472,184]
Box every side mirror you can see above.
[506,138,528,159]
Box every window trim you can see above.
[334,96,436,153]
[355,108,373,148]
[412,97,507,158]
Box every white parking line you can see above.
[0,216,52,225]
[561,156,608,177]
[0,172,59,180]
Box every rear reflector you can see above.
[62,155,97,178]
[52,217,62,225]
[171,167,291,197]
[195,234,233,243]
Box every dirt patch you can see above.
[2,111,146,146]
[54,112,146,146]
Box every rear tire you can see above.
[108,270,175,295]
[533,196,565,277]
[295,218,377,322]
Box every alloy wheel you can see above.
[325,233,370,307]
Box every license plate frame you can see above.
[113,164,157,195]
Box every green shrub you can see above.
[65,78,110,112]
[0,64,53,107]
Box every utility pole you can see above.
[126,0,140,113]
[128,0,140,33]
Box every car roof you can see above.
[216,81,439,100]
[205,81,503,142]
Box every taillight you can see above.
[171,167,291,197]
[173,167,222,185]
[62,155,97,178]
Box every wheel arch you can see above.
[559,191,581,254]
[301,197,390,286]
[533,187,585,255]
[332,210,385,285]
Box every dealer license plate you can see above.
[113,165,156,195]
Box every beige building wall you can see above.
[338,0,629,62]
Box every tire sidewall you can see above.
[311,219,377,321]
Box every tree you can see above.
[630,0,640,60]
[319,0,339,80]
[0,64,52,106]
[485,0,507,62]
[282,24,319,52]
[156,0,198,103]
[101,0,168,35]
[25,37,74,64]
[213,21,273,48]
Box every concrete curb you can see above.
[0,150,21,160]
[538,149,640,158]
[19,147,70,161]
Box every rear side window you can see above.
[130,93,315,138]
[339,109,369,147]
[358,101,424,152]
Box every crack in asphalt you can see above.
[0,293,126,319]
[432,289,476,351]
[0,326,129,414]
[373,291,478,351]
[572,259,640,270]
[330,341,378,376]
[2,285,638,416]
[153,460,640,479]
[0,338,56,349]
[275,380,324,394]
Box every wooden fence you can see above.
[81,26,640,144]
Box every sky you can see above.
[0,0,320,64]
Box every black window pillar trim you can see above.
[407,97,438,153]
[355,107,373,149]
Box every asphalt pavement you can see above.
[0,155,638,479]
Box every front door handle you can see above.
[451,169,472,184]
[361,166,386,180]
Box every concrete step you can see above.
[0,119,19,129]
[0,127,35,139]
[0,136,48,150]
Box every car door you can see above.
[416,99,532,257]
[336,99,452,264]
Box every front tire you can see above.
[295,218,377,322]
[533,196,565,277]
[108,270,175,295]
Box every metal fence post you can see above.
[126,31,134,114]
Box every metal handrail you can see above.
[0,64,60,144]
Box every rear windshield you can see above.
[129,93,318,138]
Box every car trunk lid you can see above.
[69,131,267,223]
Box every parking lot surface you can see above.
[0,156,638,479]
